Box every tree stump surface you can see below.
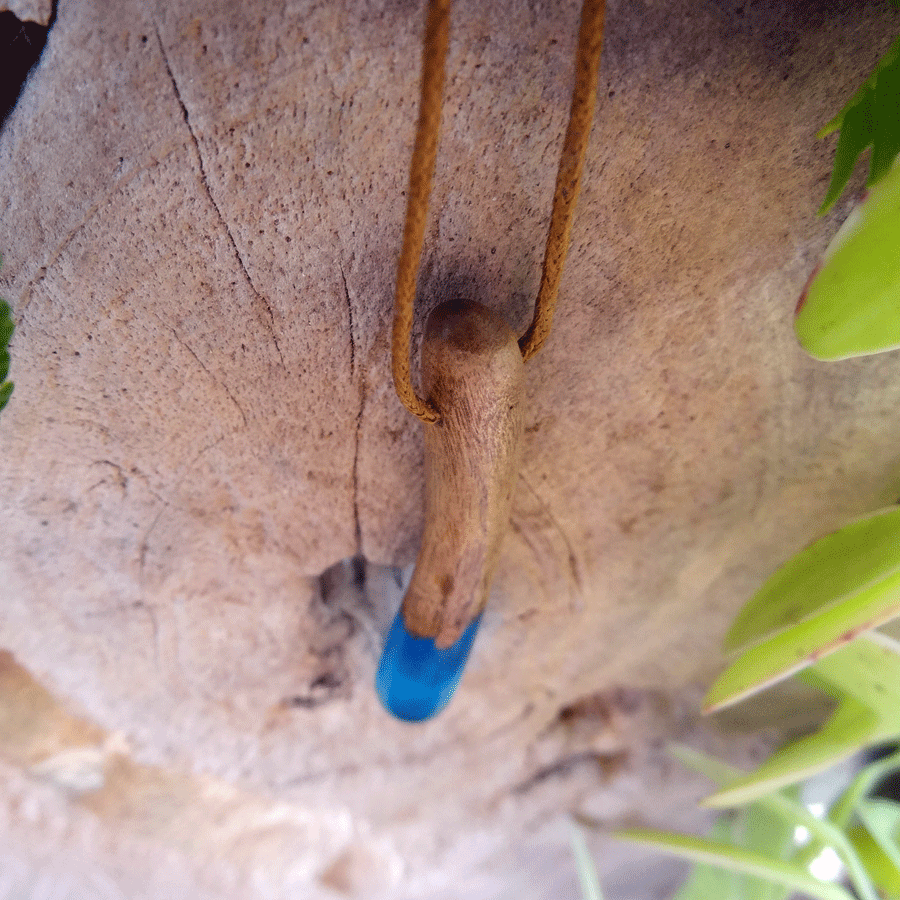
[1,1,898,896]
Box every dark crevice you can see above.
[284,669,345,710]
[280,557,397,715]
[513,751,629,795]
[288,558,365,708]
[341,266,355,376]
[0,0,58,130]
[350,394,365,559]
[341,265,364,555]
[153,23,285,367]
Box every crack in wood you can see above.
[341,265,364,555]
[165,323,248,429]
[18,145,185,314]
[154,23,285,368]
[518,472,583,594]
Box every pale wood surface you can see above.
[1,1,900,897]
[401,301,525,646]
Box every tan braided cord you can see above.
[391,0,449,424]
[391,0,606,419]
[519,0,606,360]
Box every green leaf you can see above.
[0,300,13,348]
[830,749,900,830]
[0,380,12,412]
[857,799,900,872]
[568,820,605,900]
[871,51,900,184]
[806,632,900,715]
[708,507,900,712]
[0,348,8,383]
[818,79,869,138]
[799,160,900,359]
[725,507,900,654]
[705,565,900,712]
[819,87,875,214]
[610,829,855,900]
[818,34,900,214]
[670,744,743,784]
[847,824,900,899]
[672,746,877,900]
[707,636,900,806]
[742,806,798,900]
[848,799,900,900]
[709,693,877,803]
[669,816,754,900]
[666,750,795,899]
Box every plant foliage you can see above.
[578,504,900,897]
[818,34,900,215]
[570,22,900,900]
[577,514,900,899]
[0,297,13,412]
[704,507,900,714]
[706,635,900,808]
[796,161,900,359]
[569,821,605,900]
[797,28,900,360]
[576,747,900,900]
[603,746,900,900]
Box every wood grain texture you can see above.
[4,2,900,896]
[401,300,525,647]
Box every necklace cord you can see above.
[518,0,605,360]
[391,0,450,425]
[391,0,606,421]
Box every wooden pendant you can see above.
[401,300,525,648]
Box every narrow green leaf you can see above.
[568,820,605,900]
[0,381,13,412]
[670,744,743,784]
[857,799,900,871]
[742,804,797,900]
[847,824,900,900]
[0,303,13,347]
[801,111,900,359]
[870,53,900,184]
[706,568,900,713]
[817,85,862,139]
[610,829,854,900]
[665,753,793,899]
[819,89,875,215]
[808,632,900,714]
[0,348,8,383]
[818,34,900,213]
[705,700,871,807]
[673,747,877,900]
[725,507,900,654]
[707,637,900,807]
[830,749,900,830]
[670,815,751,900]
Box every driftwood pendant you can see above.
[376,300,525,721]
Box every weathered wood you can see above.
[401,300,525,648]
[4,1,900,896]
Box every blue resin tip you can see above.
[375,611,482,722]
